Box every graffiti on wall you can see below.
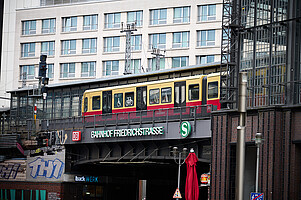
[0,163,20,179]
[28,157,64,179]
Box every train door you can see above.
[136,86,147,111]
[102,91,112,114]
[174,81,186,107]
[202,77,207,105]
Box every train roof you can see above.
[8,62,220,93]
[84,72,220,94]
[84,75,205,94]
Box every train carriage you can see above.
[82,73,221,123]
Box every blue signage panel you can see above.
[250,192,264,200]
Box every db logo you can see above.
[72,131,81,141]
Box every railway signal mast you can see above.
[121,22,137,75]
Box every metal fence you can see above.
[40,105,213,131]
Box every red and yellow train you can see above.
[82,73,220,116]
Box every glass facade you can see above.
[239,0,289,107]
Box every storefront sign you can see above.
[75,175,99,183]
[91,127,164,139]
[180,121,191,138]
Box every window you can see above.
[84,97,88,112]
[149,89,160,104]
[172,57,189,68]
[41,41,55,56]
[81,62,96,77]
[125,92,134,107]
[20,65,35,80]
[173,32,189,48]
[83,15,98,30]
[21,43,35,57]
[42,18,56,33]
[60,63,75,78]
[148,58,165,71]
[105,13,121,29]
[22,20,36,35]
[104,37,120,52]
[149,33,166,49]
[127,11,143,27]
[62,17,77,32]
[189,84,199,100]
[114,93,123,108]
[208,81,218,99]
[82,38,97,54]
[131,59,141,74]
[196,55,215,64]
[197,30,215,46]
[161,87,172,103]
[131,35,142,51]
[61,40,76,55]
[150,9,167,25]
[103,61,119,76]
[198,5,216,21]
[47,64,54,78]
[174,7,190,23]
[92,96,101,110]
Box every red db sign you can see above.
[72,131,81,141]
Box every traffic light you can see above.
[39,55,47,78]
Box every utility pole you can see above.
[151,48,164,71]
[235,72,247,200]
[121,22,137,75]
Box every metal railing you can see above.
[40,105,213,131]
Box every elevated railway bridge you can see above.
[4,63,220,199]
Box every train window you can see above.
[149,89,160,104]
[84,97,88,112]
[125,92,134,107]
[208,81,218,99]
[114,93,123,108]
[92,96,101,110]
[189,84,199,100]
[161,87,172,103]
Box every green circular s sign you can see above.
[180,121,191,138]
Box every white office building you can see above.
[0,0,222,108]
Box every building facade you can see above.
[0,0,223,109]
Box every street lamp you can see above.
[172,147,188,198]
[254,133,263,193]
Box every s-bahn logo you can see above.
[180,121,191,138]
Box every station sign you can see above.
[180,121,191,138]
[91,127,164,139]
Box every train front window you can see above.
[125,92,134,107]
[84,97,88,112]
[92,96,100,110]
[114,93,123,108]
[189,84,199,100]
[208,81,218,99]
[149,89,160,104]
[161,87,172,103]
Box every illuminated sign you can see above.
[74,175,99,183]
[72,131,81,141]
[91,127,164,139]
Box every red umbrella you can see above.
[185,151,199,200]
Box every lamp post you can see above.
[172,147,188,198]
[254,133,263,193]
